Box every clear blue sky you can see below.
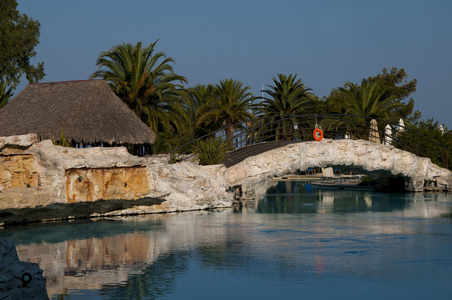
[16,0,452,127]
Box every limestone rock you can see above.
[2,134,452,223]
[0,154,39,191]
[65,166,151,203]
[0,188,54,210]
[146,161,233,212]
[0,134,38,152]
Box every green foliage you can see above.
[52,128,72,147]
[254,74,317,141]
[325,76,406,140]
[0,81,14,109]
[90,41,187,133]
[257,74,316,116]
[151,130,194,154]
[330,79,400,120]
[193,137,233,165]
[182,84,216,138]
[392,119,452,170]
[366,67,419,122]
[360,176,373,186]
[0,0,45,88]
[326,67,419,123]
[197,79,255,143]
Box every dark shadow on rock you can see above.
[0,197,165,227]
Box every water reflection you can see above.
[258,181,452,218]
[1,183,452,299]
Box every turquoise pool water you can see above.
[1,181,452,299]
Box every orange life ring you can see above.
[313,128,323,141]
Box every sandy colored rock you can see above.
[65,167,150,203]
[1,135,452,224]
[0,154,39,190]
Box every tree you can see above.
[325,79,402,140]
[255,74,317,140]
[182,84,215,138]
[0,0,45,88]
[366,67,419,121]
[330,79,400,120]
[393,119,452,170]
[90,41,187,133]
[326,67,419,121]
[0,81,14,109]
[197,79,255,143]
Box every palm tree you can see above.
[197,79,255,143]
[256,74,315,140]
[0,81,14,109]
[181,84,215,138]
[90,41,187,133]
[332,79,400,120]
[326,79,401,139]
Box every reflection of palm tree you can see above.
[90,41,187,132]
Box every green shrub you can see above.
[392,119,452,170]
[152,131,195,154]
[52,127,71,147]
[193,137,233,165]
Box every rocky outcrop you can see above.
[0,237,48,299]
[145,160,231,211]
[65,167,151,203]
[1,135,452,225]
[0,134,234,225]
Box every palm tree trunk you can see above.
[287,122,294,140]
[225,123,235,146]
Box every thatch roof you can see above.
[0,80,156,145]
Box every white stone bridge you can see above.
[172,113,452,196]
[224,138,452,197]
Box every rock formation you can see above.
[0,134,234,225]
[1,134,452,225]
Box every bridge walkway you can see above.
[222,140,304,168]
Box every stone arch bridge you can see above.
[169,114,452,197]
[223,138,452,198]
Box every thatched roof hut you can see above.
[0,80,156,145]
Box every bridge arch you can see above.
[224,139,452,196]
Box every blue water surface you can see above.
[1,181,452,299]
